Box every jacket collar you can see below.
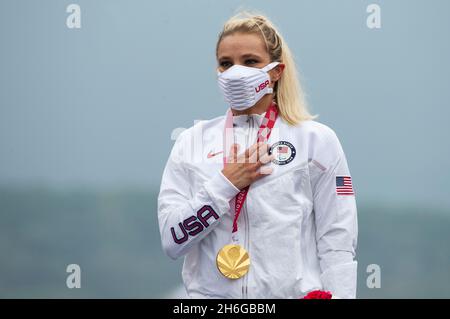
[232,111,267,128]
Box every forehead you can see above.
[217,32,268,59]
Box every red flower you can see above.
[302,290,332,299]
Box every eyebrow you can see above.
[218,53,263,60]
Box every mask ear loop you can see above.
[263,62,280,94]
[262,61,280,72]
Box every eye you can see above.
[219,61,232,68]
[245,59,258,66]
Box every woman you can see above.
[157,12,358,299]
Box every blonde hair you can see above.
[216,11,317,125]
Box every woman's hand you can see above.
[221,142,274,190]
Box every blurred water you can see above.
[1,188,449,298]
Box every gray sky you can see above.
[1,0,449,208]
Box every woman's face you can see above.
[217,32,271,71]
[217,32,283,86]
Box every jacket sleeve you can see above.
[311,130,358,299]
[157,130,240,260]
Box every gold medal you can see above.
[216,244,250,279]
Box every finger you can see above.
[259,153,275,165]
[250,144,270,166]
[257,143,270,162]
[227,143,239,163]
[251,142,268,164]
[258,165,274,176]
[233,144,240,163]
[248,147,258,164]
[244,142,258,159]
[245,142,266,161]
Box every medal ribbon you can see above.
[223,101,279,236]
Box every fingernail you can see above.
[259,166,273,175]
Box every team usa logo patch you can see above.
[269,141,296,165]
[336,176,354,195]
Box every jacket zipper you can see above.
[242,115,254,299]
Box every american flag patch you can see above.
[278,146,288,153]
[336,176,354,195]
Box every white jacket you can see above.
[157,111,358,299]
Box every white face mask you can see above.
[217,61,280,111]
